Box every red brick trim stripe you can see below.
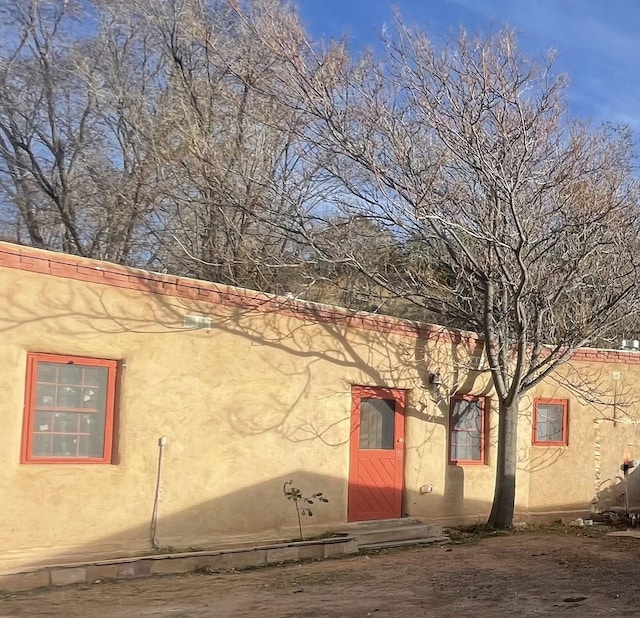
[5,243,637,363]
[3,243,638,363]
[0,242,478,344]
[571,349,640,364]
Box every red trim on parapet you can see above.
[0,242,478,345]
[3,242,637,363]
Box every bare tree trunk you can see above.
[488,397,519,528]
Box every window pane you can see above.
[29,359,111,460]
[537,403,564,442]
[52,434,78,457]
[83,366,105,386]
[452,429,481,461]
[452,400,481,431]
[35,410,53,431]
[88,419,106,458]
[451,398,483,462]
[81,387,98,408]
[81,368,107,409]
[33,434,51,456]
[36,363,57,383]
[360,398,395,449]
[36,383,56,406]
[58,364,83,385]
[54,412,79,433]
[77,435,90,457]
[56,386,82,408]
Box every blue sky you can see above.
[295,0,640,130]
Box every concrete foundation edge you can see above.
[0,538,359,593]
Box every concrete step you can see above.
[333,519,444,549]
[351,523,443,546]
[359,536,451,551]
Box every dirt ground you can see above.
[2,529,640,617]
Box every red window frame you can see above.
[449,395,486,465]
[22,353,117,464]
[532,398,568,446]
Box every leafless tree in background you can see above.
[0,0,167,262]
[79,3,170,264]
[0,0,323,291]
[117,0,323,293]
[0,0,94,253]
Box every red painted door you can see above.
[348,386,405,521]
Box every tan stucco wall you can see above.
[518,361,640,519]
[2,244,640,571]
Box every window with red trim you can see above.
[449,395,486,464]
[533,398,568,446]
[22,353,117,464]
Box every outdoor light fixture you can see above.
[620,339,640,351]
[428,372,442,386]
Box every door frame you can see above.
[347,385,406,521]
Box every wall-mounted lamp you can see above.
[428,372,442,387]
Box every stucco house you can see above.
[1,241,639,574]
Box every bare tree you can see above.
[264,21,640,527]
[0,0,320,280]
[0,0,89,251]
[76,3,170,264]
[122,0,321,294]
[0,0,162,262]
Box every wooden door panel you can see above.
[348,386,405,521]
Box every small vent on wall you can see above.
[468,355,487,371]
[183,314,212,329]
[453,355,487,372]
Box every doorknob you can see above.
[397,438,404,443]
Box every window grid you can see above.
[533,398,568,446]
[22,353,117,464]
[449,395,486,465]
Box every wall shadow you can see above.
[593,465,640,512]
[11,468,594,573]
